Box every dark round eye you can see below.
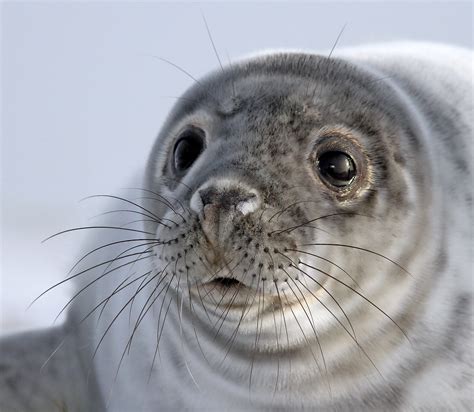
[317,151,356,187]
[173,129,205,173]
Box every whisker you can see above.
[225,51,237,99]
[284,269,316,328]
[220,271,253,362]
[278,251,357,339]
[88,268,165,375]
[299,259,410,342]
[209,257,247,336]
[327,22,347,59]
[199,257,238,300]
[97,271,152,323]
[41,226,156,244]
[148,273,175,378]
[87,271,154,326]
[100,242,157,278]
[113,270,171,385]
[285,282,331,395]
[291,224,332,236]
[82,194,177,227]
[125,187,189,222]
[67,238,154,275]
[193,279,213,323]
[90,208,160,223]
[270,292,281,398]
[291,262,357,338]
[126,265,159,326]
[136,196,189,224]
[292,273,384,378]
[184,256,211,365]
[286,248,361,289]
[201,12,224,73]
[297,243,412,277]
[124,266,172,355]
[248,273,262,397]
[274,282,292,394]
[212,275,245,340]
[267,200,320,223]
[210,256,245,314]
[153,277,176,364]
[30,248,157,308]
[119,219,159,228]
[281,289,324,377]
[151,55,218,104]
[270,212,368,235]
[177,271,201,391]
[53,250,156,322]
[44,270,155,375]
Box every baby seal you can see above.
[1,42,472,411]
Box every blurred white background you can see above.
[1,1,472,335]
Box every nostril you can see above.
[199,187,219,208]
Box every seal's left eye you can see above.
[317,151,356,187]
[173,129,205,174]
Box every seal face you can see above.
[145,53,418,324]
[1,43,472,412]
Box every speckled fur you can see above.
[1,43,472,411]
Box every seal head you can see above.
[134,52,443,409]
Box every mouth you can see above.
[210,277,242,288]
[195,276,252,309]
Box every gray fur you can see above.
[0,326,103,411]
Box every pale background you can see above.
[1,1,472,335]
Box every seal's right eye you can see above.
[173,128,205,174]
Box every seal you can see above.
[1,42,472,411]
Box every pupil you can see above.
[174,133,203,172]
[318,151,356,187]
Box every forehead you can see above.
[161,53,401,146]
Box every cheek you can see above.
[368,164,413,218]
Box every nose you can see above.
[190,182,260,246]
[199,186,257,214]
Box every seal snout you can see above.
[191,180,261,248]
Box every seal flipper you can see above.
[0,326,103,411]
